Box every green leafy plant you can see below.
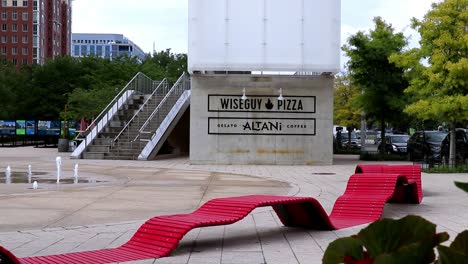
[323,215,448,264]
[437,230,468,264]
[323,182,468,264]
[454,181,468,192]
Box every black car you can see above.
[407,131,448,163]
[441,129,468,164]
[339,132,361,149]
[378,134,410,155]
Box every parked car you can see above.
[378,134,410,155]
[441,129,468,164]
[407,131,448,163]
[374,133,381,145]
[339,132,361,149]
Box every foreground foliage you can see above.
[323,182,468,264]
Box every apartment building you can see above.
[0,0,71,66]
[71,33,147,62]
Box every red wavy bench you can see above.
[1,164,422,264]
[355,164,422,203]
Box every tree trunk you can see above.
[380,117,386,154]
[449,127,456,166]
[347,129,352,150]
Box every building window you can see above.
[1,0,6,7]
[90,45,95,55]
[12,11,18,20]
[105,46,110,58]
[22,35,27,43]
[12,35,17,43]
[1,36,6,43]
[81,45,87,56]
[33,0,37,10]
[13,0,18,7]
[1,24,6,31]
[1,46,6,54]
[12,47,18,55]
[73,45,79,56]
[22,58,28,64]
[12,24,18,32]
[23,0,28,6]
[22,12,28,20]
[96,45,103,56]
[22,24,27,32]
[1,11,6,20]
[12,58,18,65]
[22,47,28,55]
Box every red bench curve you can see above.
[0,164,422,264]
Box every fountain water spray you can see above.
[56,156,62,184]
[73,163,79,184]
[28,164,32,184]
[5,165,11,184]
[32,181,38,189]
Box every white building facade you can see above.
[188,0,341,165]
[71,33,146,62]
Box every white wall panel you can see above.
[188,0,341,73]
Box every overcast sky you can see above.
[72,0,440,68]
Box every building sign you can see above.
[208,95,316,113]
[208,117,316,136]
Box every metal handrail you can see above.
[75,72,155,140]
[112,79,168,142]
[135,72,190,142]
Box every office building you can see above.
[71,33,147,62]
[0,0,72,66]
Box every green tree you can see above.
[343,17,409,152]
[0,60,22,118]
[65,55,140,120]
[141,49,187,84]
[0,50,187,123]
[334,74,361,149]
[391,0,468,164]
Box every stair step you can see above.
[88,145,110,152]
[83,152,105,159]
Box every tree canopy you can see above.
[0,49,187,121]
[342,17,410,143]
[333,74,361,131]
[390,0,468,126]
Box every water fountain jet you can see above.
[5,166,11,184]
[56,156,62,184]
[73,163,79,184]
[28,164,32,184]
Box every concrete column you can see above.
[190,74,334,165]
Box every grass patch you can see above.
[359,152,408,161]
[422,164,468,173]
[334,148,361,155]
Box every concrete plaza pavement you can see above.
[0,147,467,263]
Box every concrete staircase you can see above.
[77,72,191,160]
[82,94,152,159]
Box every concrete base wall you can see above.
[190,75,333,165]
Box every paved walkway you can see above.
[0,147,467,263]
